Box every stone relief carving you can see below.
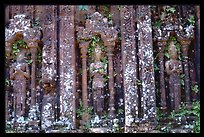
[10,51,30,117]
[90,44,107,116]
[165,40,183,111]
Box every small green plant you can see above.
[11,39,28,61]
[168,101,200,133]
[37,48,42,63]
[117,108,124,115]
[5,78,10,86]
[25,59,33,65]
[12,40,27,54]
[165,6,176,13]
[153,20,161,28]
[187,15,195,26]
[76,100,93,132]
[154,63,160,71]
[76,100,93,119]
[83,122,91,132]
[136,79,142,86]
[108,13,113,21]
[117,5,121,11]
[156,107,166,121]
[32,17,40,27]
[191,84,199,93]
[79,5,88,11]
[180,74,185,86]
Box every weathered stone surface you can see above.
[137,5,156,121]
[77,11,118,123]
[121,6,138,132]
[10,51,30,117]
[41,6,58,85]
[5,5,199,133]
[79,40,90,124]
[59,5,76,129]
[165,40,182,111]
[41,93,55,132]
[89,44,106,116]
[5,14,42,131]
[169,128,193,133]
[89,127,108,133]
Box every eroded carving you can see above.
[165,40,182,111]
[10,51,30,117]
[90,44,107,116]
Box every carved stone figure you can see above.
[90,44,106,116]
[10,50,30,117]
[165,40,182,111]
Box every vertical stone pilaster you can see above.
[194,5,200,87]
[101,28,118,120]
[120,6,138,132]
[35,6,58,132]
[178,39,191,103]
[79,41,90,124]
[41,6,58,85]
[5,5,10,25]
[59,5,76,129]
[157,40,167,110]
[137,5,156,122]
[24,27,42,132]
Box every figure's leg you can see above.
[174,77,181,112]
[21,81,27,116]
[101,89,104,114]
[93,89,97,114]
[169,77,175,111]
[16,93,21,117]
[13,92,17,117]
[97,89,103,116]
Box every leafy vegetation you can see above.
[169,101,200,133]
[191,84,199,93]
[76,100,93,119]
[78,5,88,11]
[187,15,195,25]
[11,39,28,60]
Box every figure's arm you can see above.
[179,61,183,73]
[165,61,171,75]
[89,64,94,77]
[10,66,15,80]
[24,64,30,79]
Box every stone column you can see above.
[24,28,41,132]
[24,28,41,107]
[101,36,116,120]
[5,5,9,25]
[29,43,38,107]
[177,39,191,103]
[5,33,15,122]
[5,40,13,121]
[137,5,156,123]
[120,5,138,132]
[59,5,76,129]
[194,5,200,87]
[157,40,167,110]
[79,40,91,124]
